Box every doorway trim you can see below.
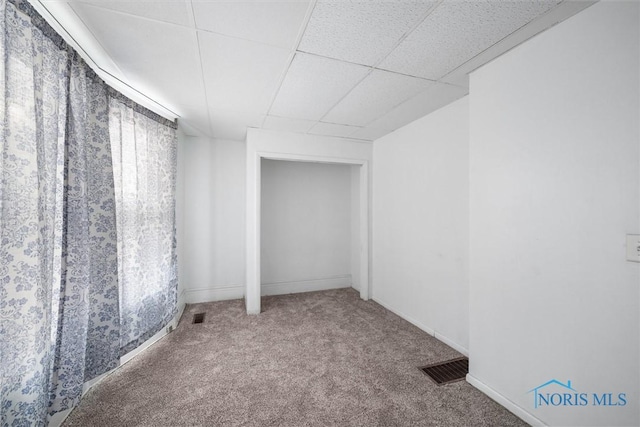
[245,151,369,315]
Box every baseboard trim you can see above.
[434,331,468,357]
[185,285,244,303]
[120,302,185,364]
[178,288,187,311]
[466,374,546,426]
[183,277,352,304]
[372,297,435,333]
[48,408,72,427]
[49,303,186,427]
[372,297,469,357]
[261,275,351,296]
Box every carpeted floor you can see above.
[64,288,526,426]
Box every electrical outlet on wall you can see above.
[626,235,640,263]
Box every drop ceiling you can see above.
[35,0,595,141]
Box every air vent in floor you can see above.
[193,313,205,324]
[419,357,469,385]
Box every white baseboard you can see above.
[372,296,435,334]
[261,275,351,296]
[49,408,72,427]
[184,284,244,303]
[434,331,468,357]
[120,302,185,364]
[49,303,186,427]
[466,374,546,426]
[182,276,352,305]
[372,297,469,357]
[178,288,187,313]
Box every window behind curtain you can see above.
[109,97,178,355]
[1,0,179,422]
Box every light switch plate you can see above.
[626,235,640,263]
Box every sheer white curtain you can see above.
[1,0,178,424]
[109,97,178,355]
[1,2,70,422]
[1,1,120,424]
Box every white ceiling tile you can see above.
[72,0,192,27]
[269,53,370,121]
[441,73,469,89]
[71,3,205,108]
[193,1,310,49]
[323,69,433,127]
[368,83,468,130]
[349,127,392,142]
[299,0,438,66]
[174,103,211,136]
[37,2,126,79]
[263,116,316,133]
[379,0,561,80]
[308,122,361,139]
[48,0,584,142]
[439,0,595,87]
[209,109,264,141]
[199,32,292,115]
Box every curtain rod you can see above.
[27,0,180,122]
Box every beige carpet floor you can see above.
[64,288,526,426]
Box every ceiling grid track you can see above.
[34,0,596,140]
[370,0,445,71]
[189,0,215,137]
[437,0,583,85]
[310,0,445,136]
[262,0,318,128]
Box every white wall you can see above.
[261,159,352,294]
[372,97,470,355]
[181,136,246,303]
[468,2,639,426]
[179,130,371,309]
[245,128,372,313]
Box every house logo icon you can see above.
[527,379,627,408]
[527,379,578,408]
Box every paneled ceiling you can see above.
[36,0,594,141]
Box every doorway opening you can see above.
[260,159,356,298]
[245,152,369,314]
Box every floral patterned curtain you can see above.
[0,0,178,425]
[1,0,69,422]
[109,96,178,356]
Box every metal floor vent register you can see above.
[419,357,469,385]
[192,313,205,324]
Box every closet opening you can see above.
[246,153,369,315]
[260,159,355,298]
